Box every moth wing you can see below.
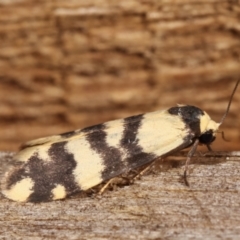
[14,119,124,163]
[15,130,83,162]
[135,110,193,156]
[20,135,66,149]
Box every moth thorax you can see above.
[200,112,220,135]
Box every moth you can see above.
[1,80,239,202]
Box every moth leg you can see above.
[98,178,117,195]
[98,177,130,195]
[133,161,155,180]
[184,139,199,186]
[207,145,212,151]
[99,162,156,195]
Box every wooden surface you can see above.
[0,0,240,150]
[1,151,240,239]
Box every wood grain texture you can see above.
[0,151,240,239]
[0,0,239,150]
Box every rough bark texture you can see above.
[0,0,240,151]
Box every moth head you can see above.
[198,112,220,145]
[199,79,240,145]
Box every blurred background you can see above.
[0,0,239,151]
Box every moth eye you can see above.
[199,130,216,145]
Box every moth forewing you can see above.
[1,108,198,202]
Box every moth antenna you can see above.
[219,79,240,126]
